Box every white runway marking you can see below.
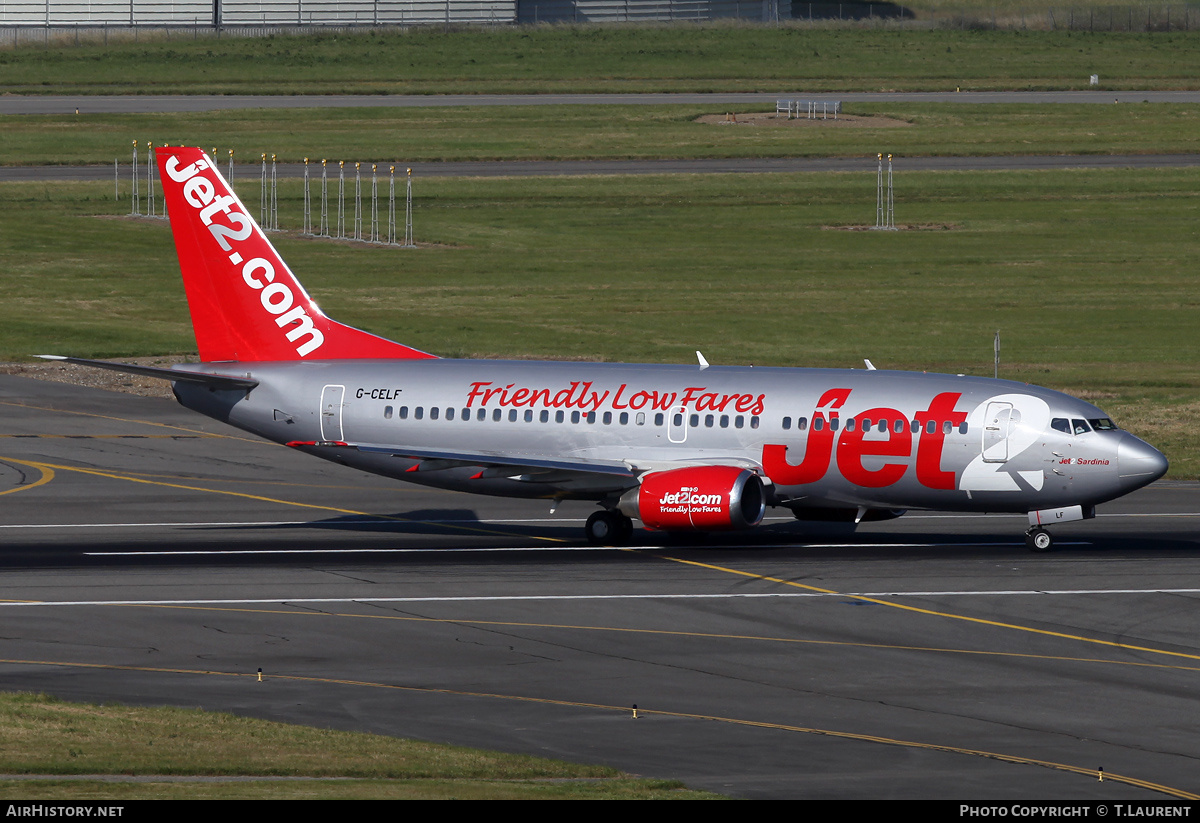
[3,588,1199,608]
[77,540,1092,557]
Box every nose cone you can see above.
[1117,434,1169,489]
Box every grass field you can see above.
[6,102,1200,166]
[0,692,715,799]
[6,167,1198,474]
[2,25,1200,94]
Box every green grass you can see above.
[6,102,1200,166]
[0,778,713,800]
[4,168,1199,474]
[2,25,1200,94]
[0,693,716,799]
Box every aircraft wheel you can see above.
[1026,528,1053,553]
[585,510,631,546]
[616,513,636,545]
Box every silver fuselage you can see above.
[172,358,1166,515]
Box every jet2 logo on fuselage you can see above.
[762,389,967,491]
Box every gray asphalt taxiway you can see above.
[2,374,1199,800]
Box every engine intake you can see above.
[619,466,766,531]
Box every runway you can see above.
[1,374,1198,799]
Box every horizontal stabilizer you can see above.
[35,356,259,389]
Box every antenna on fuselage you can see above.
[697,351,710,371]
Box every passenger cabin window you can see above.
[384,406,393,419]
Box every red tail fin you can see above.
[156,146,436,363]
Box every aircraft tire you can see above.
[1026,528,1053,552]
[586,510,632,546]
[616,513,635,545]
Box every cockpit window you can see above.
[1072,419,1091,435]
[1051,418,1070,434]
[1089,417,1118,431]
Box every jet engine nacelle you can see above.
[619,466,766,531]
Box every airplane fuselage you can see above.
[172,358,1165,517]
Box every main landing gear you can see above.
[1025,527,1053,552]
[585,509,635,546]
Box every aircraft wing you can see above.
[292,441,763,493]
[348,442,640,483]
